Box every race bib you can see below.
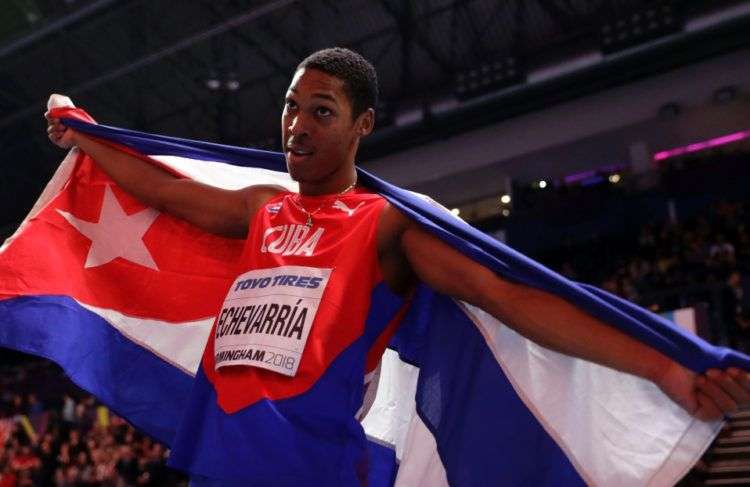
[214,265,332,376]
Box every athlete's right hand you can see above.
[45,112,76,149]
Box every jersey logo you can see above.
[261,224,324,256]
[266,203,282,214]
[332,199,364,217]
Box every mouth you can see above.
[286,146,314,164]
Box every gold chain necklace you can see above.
[291,179,357,227]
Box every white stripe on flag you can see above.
[362,349,450,487]
[151,155,297,190]
[459,301,722,486]
[395,414,450,487]
[362,349,419,460]
[78,301,213,376]
[672,308,697,335]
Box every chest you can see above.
[244,192,384,267]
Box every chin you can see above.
[286,166,308,184]
[286,162,301,179]
[286,159,322,184]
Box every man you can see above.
[47,47,750,484]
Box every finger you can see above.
[47,127,65,139]
[728,367,750,389]
[709,369,750,406]
[697,374,738,414]
[694,390,724,421]
[44,113,60,125]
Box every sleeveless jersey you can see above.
[168,188,409,485]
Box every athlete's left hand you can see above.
[657,362,750,421]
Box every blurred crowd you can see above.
[543,199,750,350]
[0,363,185,487]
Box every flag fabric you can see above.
[1,97,749,486]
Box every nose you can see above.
[287,113,308,136]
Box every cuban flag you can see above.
[1,95,749,486]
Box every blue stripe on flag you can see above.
[0,295,192,445]
[62,119,286,171]
[169,367,397,487]
[396,286,586,486]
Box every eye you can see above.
[284,99,297,110]
[315,106,333,117]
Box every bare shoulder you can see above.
[377,200,413,250]
[242,184,288,216]
[201,183,286,239]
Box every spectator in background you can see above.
[8,398,22,418]
[56,442,71,472]
[736,225,750,267]
[542,199,750,348]
[61,395,75,425]
[0,361,186,487]
[709,234,736,275]
[9,446,38,476]
[637,223,658,259]
[0,463,17,487]
[67,430,85,459]
[736,307,750,349]
[14,470,31,487]
[34,438,56,486]
[724,270,748,351]
[24,397,42,418]
[115,445,139,486]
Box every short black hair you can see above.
[296,47,378,119]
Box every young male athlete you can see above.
[47,48,750,483]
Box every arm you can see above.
[388,210,749,420]
[46,115,283,238]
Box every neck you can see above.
[298,168,357,196]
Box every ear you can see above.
[356,108,375,137]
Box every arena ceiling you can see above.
[0,0,749,235]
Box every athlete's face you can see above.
[281,68,373,189]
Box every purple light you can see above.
[563,164,626,185]
[653,129,750,162]
[564,170,596,184]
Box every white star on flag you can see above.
[57,185,160,270]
